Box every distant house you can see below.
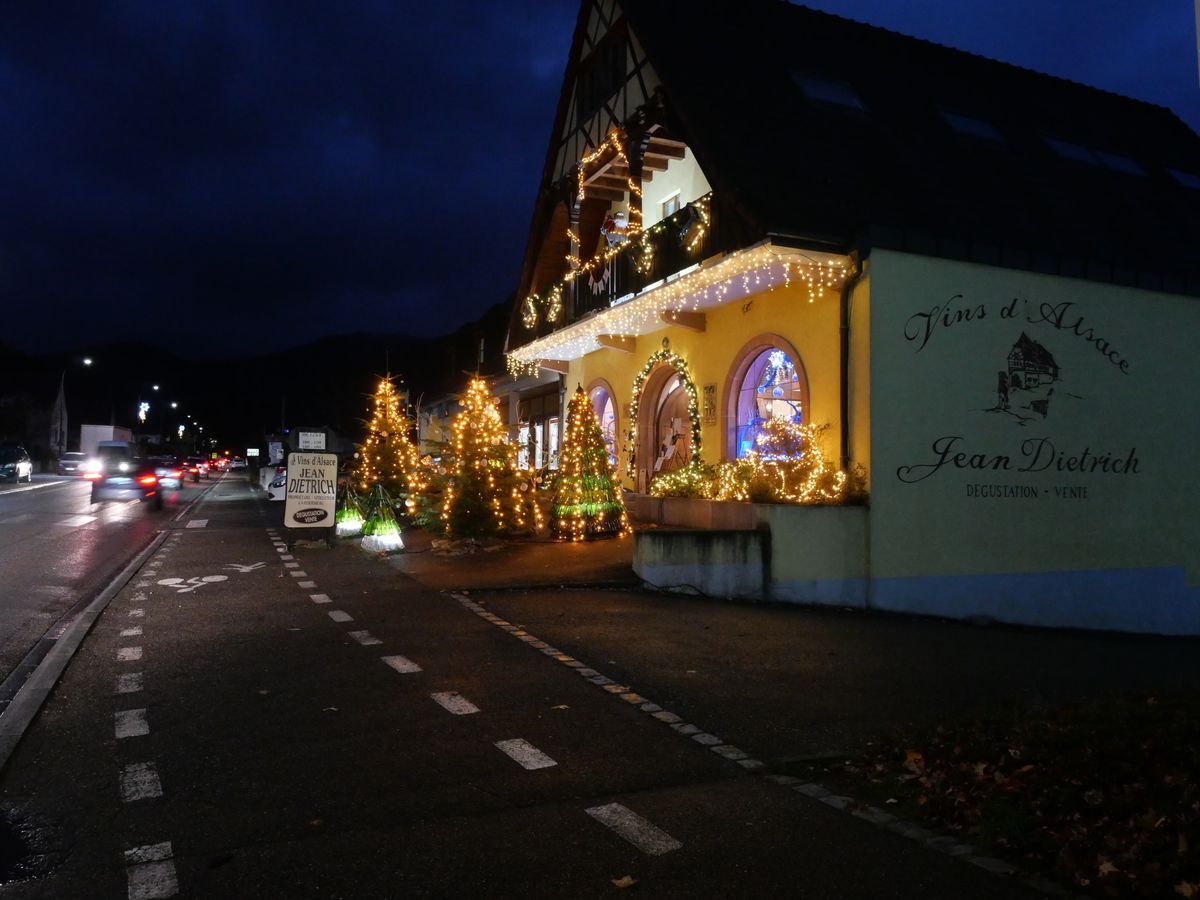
[500,0,1200,634]
[1007,333,1060,389]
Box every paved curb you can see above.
[0,479,220,775]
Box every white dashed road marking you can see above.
[298,581,317,589]
[115,708,150,739]
[120,762,164,802]
[289,571,307,577]
[284,562,299,569]
[495,738,557,770]
[280,555,294,560]
[185,519,207,529]
[381,655,421,674]
[431,692,480,715]
[120,627,143,637]
[327,610,353,623]
[585,803,682,856]
[117,647,143,662]
[129,608,145,618]
[116,673,144,694]
[125,842,179,900]
[348,630,382,646]
[310,594,332,604]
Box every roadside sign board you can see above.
[246,448,260,457]
[268,442,284,465]
[297,431,326,450]
[284,452,337,528]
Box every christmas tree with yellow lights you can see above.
[552,386,630,540]
[440,377,520,538]
[355,375,423,498]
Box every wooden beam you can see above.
[646,145,686,161]
[588,174,630,191]
[539,359,570,374]
[642,157,668,172]
[596,334,635,353]
[661,310,706,332]
[581,186,626,202]
[648,136,687,150]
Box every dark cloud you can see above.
[1,1,1196,358]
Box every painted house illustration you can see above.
[1007,332,1060,389]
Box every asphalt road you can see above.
[0,474,205,704]
[0,476,1040,899]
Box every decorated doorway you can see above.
[630,346,701,492]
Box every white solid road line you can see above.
[117,647,143,662]
[431,691,480,715]
[114,708,150,739]
[55,515,97,528]
[120,762,164,802]
[310,594,332,604]
[494,738,557,770]
[185,519,207,528]
[381,655,421,674]
[125,842,179,900]
[116,673,144,694]
[328,610,353,623]
[585,803,682,856]
[0,481,66,495]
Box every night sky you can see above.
[2,0,1197,360]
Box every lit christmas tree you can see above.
[440,377,519,538]
[354,375,424,498]
[552,386,631,540]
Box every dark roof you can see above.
[1010,333,1058,369]
[619,0,1200,293]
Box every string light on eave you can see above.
[508,245,849,374]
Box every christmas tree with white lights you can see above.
[552,386,630,540]
[354,375,424,498]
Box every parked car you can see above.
[148,456,185,490]
[183,457,211,482]
[57,451,89,475]
[0,444,33,483]
[87,457,163,510]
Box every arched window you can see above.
[731,344,808,459]
[588,382,618,469]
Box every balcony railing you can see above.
[570,192,737,322]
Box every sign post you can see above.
[283,451,337,548]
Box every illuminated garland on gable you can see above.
[625,347,702,481]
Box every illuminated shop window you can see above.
[735,348,804,458]
[589,386,618,469]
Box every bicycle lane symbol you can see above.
[156,576,229,594]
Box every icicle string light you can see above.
[509,241,849,376]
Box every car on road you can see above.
[56,452,89,475]
[149,456,185,490]
[87,457,164,510]
[183,457,211,482]
[0,445,34,483]
[229,456,246,470]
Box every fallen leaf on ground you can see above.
[1175,882,1198,898]
[552,704,569,710]
[611,875,637,889]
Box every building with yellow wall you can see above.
[502,0,1200,634]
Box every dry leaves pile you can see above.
[820,693,1200,898]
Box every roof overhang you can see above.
[507,241,852,369]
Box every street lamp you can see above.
[82,357,93,367]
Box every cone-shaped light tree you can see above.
[355,375,424,497]
[440,377,519,538]
[552,386,631,540]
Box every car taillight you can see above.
[137,475,158,486]
[170,469,182,478]
[84,472,103,480]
